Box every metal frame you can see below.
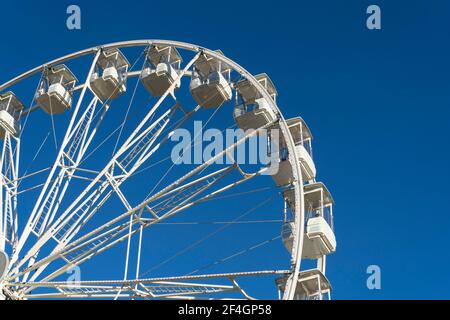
[0,132,20,252]
[0,40,315,300]
[6,270,290,300]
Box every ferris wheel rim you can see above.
[0,39,307,300]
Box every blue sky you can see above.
[1,0,450,299]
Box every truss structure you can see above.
[0,40,335,300]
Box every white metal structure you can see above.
[35,65,77,115]
[0,40,335,300]
[0,92,23,139]
[141,45,183,97]
[90,49,130,102]
[190,50,232,109]
[234,73,278,131]
[282,182,336,259]
[272,117,316,186]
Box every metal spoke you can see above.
[12,122,271,289]
[0,132,20,251]
[10,270,289,300]
[10,51,103,268]
[9,52,202,281]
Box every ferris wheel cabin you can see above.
[276,269,331,300]
[281,182,336,259]
[272,117,316,186]
[190,50,233,109]
[0,250,8,280]
[90,49,129,102]
[36,65,77,115]
[0,92,24,139]
[141,45,183,97]
[234,73,278,131]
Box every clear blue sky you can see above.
[1,0,450,299]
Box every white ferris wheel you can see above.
[0,40,336,300]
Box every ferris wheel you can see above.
[0,40,336,300]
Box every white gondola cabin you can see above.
[36,65,77,115]
[276,269,331,300]
[234,73,278,131]
[141,45,182,97]
[90,49,129,102]
[0,92,23,139]
[190,50,232,109]
[281,182,336,259]
[0,250,8,279]
[272,117,316,186]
